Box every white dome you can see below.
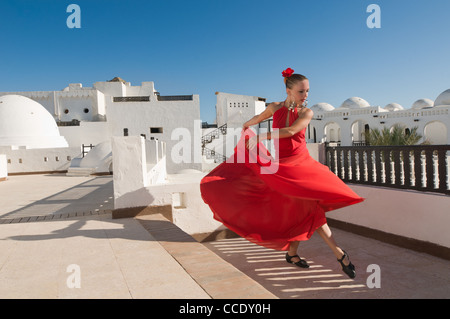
[384,103,404,112]
[0,94,68,149]
[339,97,370,109]
[434,89,450,106]
[310,103,335,112]
[412,98,434,109]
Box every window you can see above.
[83,108,89,113]
[150,127,163,134]
[172,192,186,209]
[123,128,128,136]
[44,157,48,162]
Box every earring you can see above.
[289,101,295,112]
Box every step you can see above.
[135,214,278,299]
[66,167,96,177]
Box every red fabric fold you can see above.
[200,106,364,251]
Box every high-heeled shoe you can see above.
[337,250,356,279]
[285,253,309,268]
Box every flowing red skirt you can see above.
[200,130,364,251]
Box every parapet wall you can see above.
[328,184,450,251]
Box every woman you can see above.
[200,68,364,278]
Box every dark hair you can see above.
[285,74,308,89]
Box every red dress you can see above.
[200,105,364,251]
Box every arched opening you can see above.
[307,123,317,143]
[324,122,341,145]
[351,120,369,145]
[424,121,447,144]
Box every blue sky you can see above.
[1,0,449,123]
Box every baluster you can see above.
[385,150,391,184]
[437,149,448,192]
[358,149,365,182]
[343,149,349,182]
[337,149,343,179]
[425,149,434,190]
[351,149,357,182]
[329,148,336,175]
[375,149,382,185]
[413,150,422,189]
[367,149,373,183]
[404,149,412,188]
[393,149,401,186]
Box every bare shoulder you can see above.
[267,102,283,113]
[299,107,314,119]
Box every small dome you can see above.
[0,94,68,149]
[434,89,450,106]
[339,97,370,109]
[384,103,404,112]
[310,103,335,112]
[412,98,434,109]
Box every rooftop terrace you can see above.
[0,174,449,300]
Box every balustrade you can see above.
[326,145,450,195]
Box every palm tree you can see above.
[364,124,429,146]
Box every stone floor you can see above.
[0,173,449,300]
[204,230,450,299]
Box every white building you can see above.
[306,89,450,146]
[0,94,80,174]
[201,92,268,163]
[215,92,267,128]
[0,77,202,175]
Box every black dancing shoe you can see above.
[285,252,309,268]
[337,250,356,279]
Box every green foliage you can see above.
[364,124,429,146]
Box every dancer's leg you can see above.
[316,224,349,266]
[287,241,300,262]
[288,241,299,255]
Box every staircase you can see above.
[201,123,228,163]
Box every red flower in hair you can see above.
[282,68,295,78]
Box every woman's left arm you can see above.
[247,108,314,149]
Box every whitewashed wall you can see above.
[59,122,109,148]
[112,136,167,209]
[328,184,450,248]
[112,135,222,235]
[0,146,82,174]
[107,96,202,174]
[0,154,7,180]
[216,92,266,128]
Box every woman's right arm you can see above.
[242,103,278,130]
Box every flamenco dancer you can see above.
[200,68,364,278]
